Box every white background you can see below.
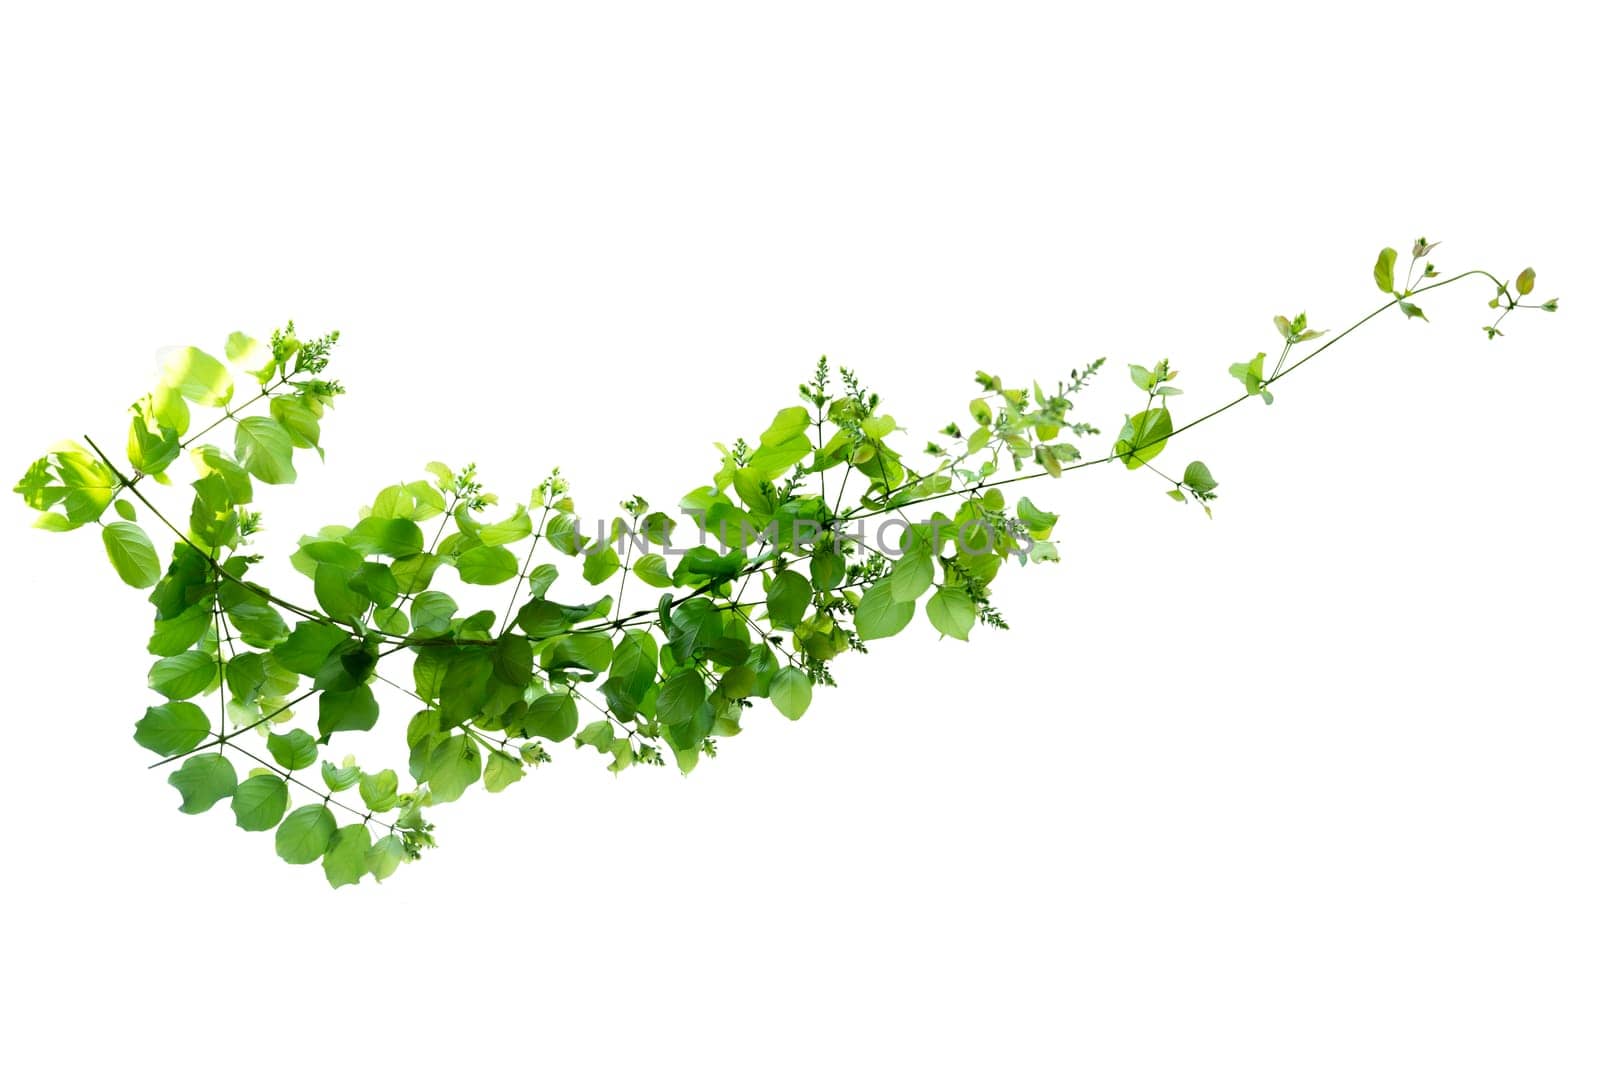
[1,2,1595,1061]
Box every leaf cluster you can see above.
[13,239,1557,885]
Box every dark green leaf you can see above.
[133,701,212,757]
[319,684,379,738]
[272,621,347,675]
[168,753,237,813]
[523,692,579,742]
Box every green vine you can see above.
[15,239,1556,887]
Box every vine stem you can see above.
[135,265,1519,791]
[842,269,1507,520]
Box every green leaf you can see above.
[861,414,896,440]
[1516,267,1536,296]
[372,606,409,635]
[1114,407,1174,469]
[457,544,519,585]
[426,733,482,802]
[582,546,621,585]
[516,595,612,639]
[484,750,526,793]
[128,406,180,476]
[1397,301,1428,321]
[367,835,406,882]
[167,752,237,814]
[410,591,458,636]
[225,331,272,380]
[102,521,162,588]
[631,552,673,588]
[856,579,914,641]
[523,692,579,742]
[888,546,934,604]
[1229,352,1269,401]
[267,728,318,771]
[319,684,379,738]
[810,549,843,592]
[358,769,399,812]
[770,667,813,720]
[270,394,322,450]
[347,517,424,557]
[148,650,217,700]
[133,701,212,757]
[748,406,815,479]
[161,346,234,407]
[656,672,708,728]
[766,569,812,629]
[391,552,440,594]
[1016,497,1058,537]
[926,585,977,641]
[272,621,347,674]
[436,651,490,725]
[575,720,616,752]
[321,759,361,792]
[545,512,584,556]
[1182,461,1218,494]
[760,406,811,445]
[231,774,289,831]
[479,507,533,546]
[1374,246,1398,294]
[234,416,297,484]
[492,634,534,686]
[275,804,336,865]
[540,632,614,676]
[227,601,289,649]
[313,563,368,621]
